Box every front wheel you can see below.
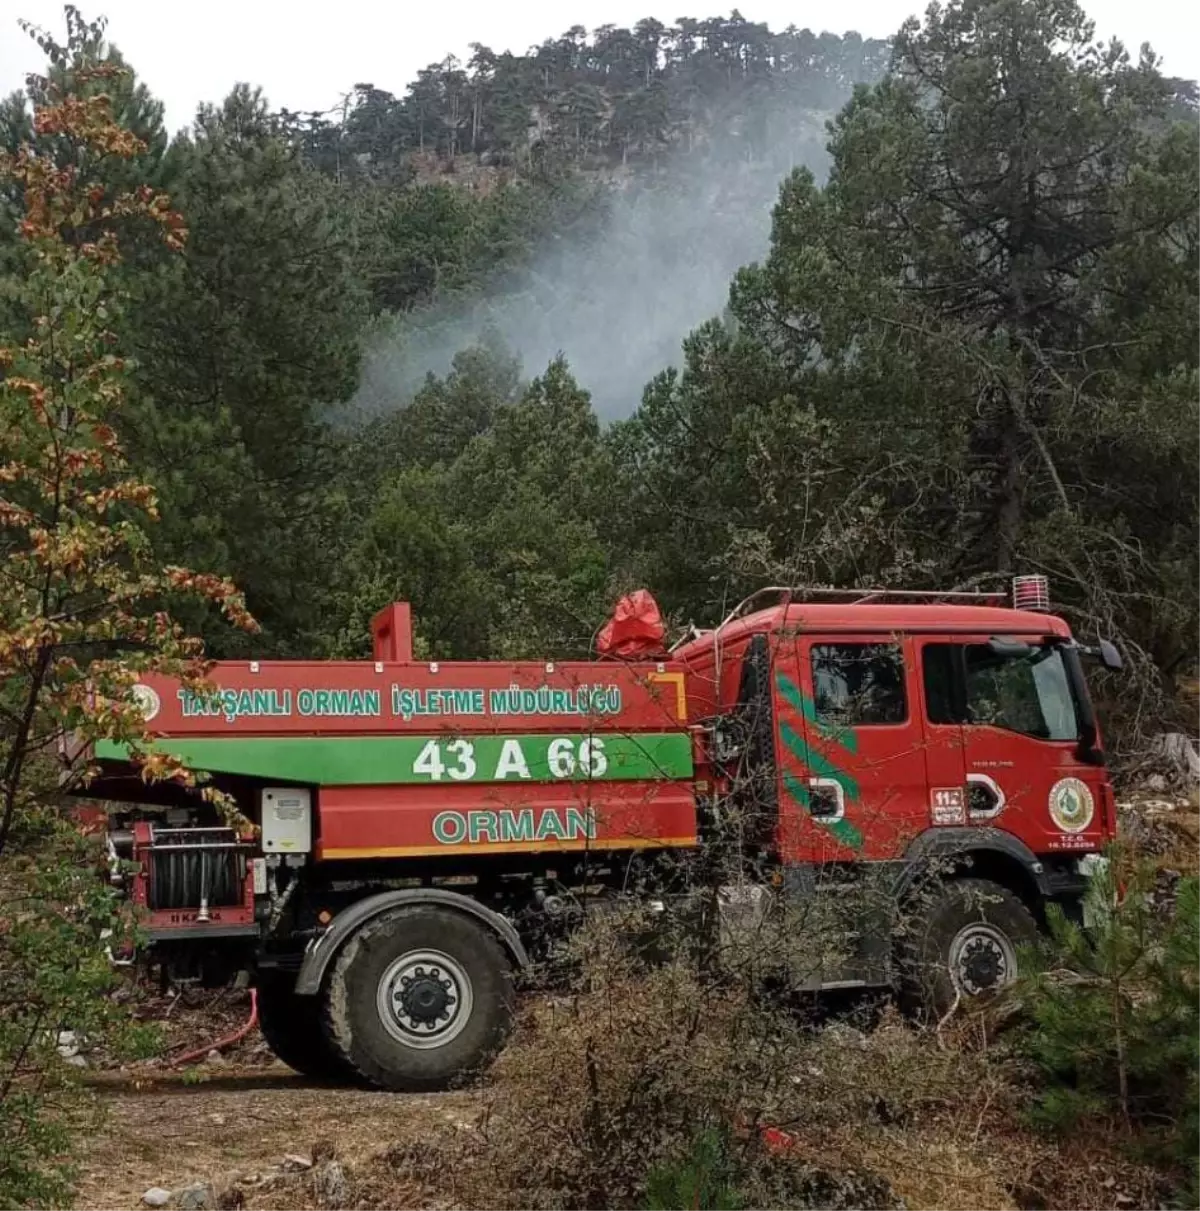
[898,877,1038,1018]
[323,905,515,1091]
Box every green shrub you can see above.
[645,1127,744,1211]
[1017,850,1199,1203]
[0,802,138,1207]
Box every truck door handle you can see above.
[807,777,845,821]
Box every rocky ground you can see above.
[72,983,461,1209]
[1117,786,1199,874]
[73,1070,466,1210]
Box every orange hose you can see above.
[169,988,258,1068]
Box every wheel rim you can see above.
[376,949,473,1049]
[948,923,1017,996]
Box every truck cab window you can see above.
[810,643,907,726]
[921,643,1079,741]
[965,644,1076,740]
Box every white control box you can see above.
[261,787,312,854]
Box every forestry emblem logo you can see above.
[130,683,161,722]
[1048,777,1093,833]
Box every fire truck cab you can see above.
[673,581,1119,1007]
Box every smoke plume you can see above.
[350,109,835,421]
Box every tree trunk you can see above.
[994,423,1022,573]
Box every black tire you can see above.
[898,877,1038,1018]
[257,970,352,1081]
[322,905,515,1092]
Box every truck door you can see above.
[915,637,970,827]
[916,636,1107,853]
[774,633,929,863]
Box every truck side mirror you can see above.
[987,636,1034,658]
[1097,640,1123,671]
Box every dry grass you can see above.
[322,911,1168,1211]
[73,1009,1174,1211]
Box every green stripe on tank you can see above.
[94,732,693,787]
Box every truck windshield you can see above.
[964,643,1078,741]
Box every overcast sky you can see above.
[1,0,1196,132]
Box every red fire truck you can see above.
[78,578,1121,1090]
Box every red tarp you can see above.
[596,590,667,659]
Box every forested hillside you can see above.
[279,17,891,175]
[1,3,1196,725]
[315,18,895,418]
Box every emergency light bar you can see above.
[1012,574,1050,612]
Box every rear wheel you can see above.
[899,877,1038,1017]
[256,970,351,1081]
[323,905,515,1091]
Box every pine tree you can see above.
[645,1127,744,1210]
[124,85,365,657]
[1019,854,1199,1201]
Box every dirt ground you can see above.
[73,1067,471,1210]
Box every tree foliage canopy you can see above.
[278,17,891,172]
[2,0,1193,719]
